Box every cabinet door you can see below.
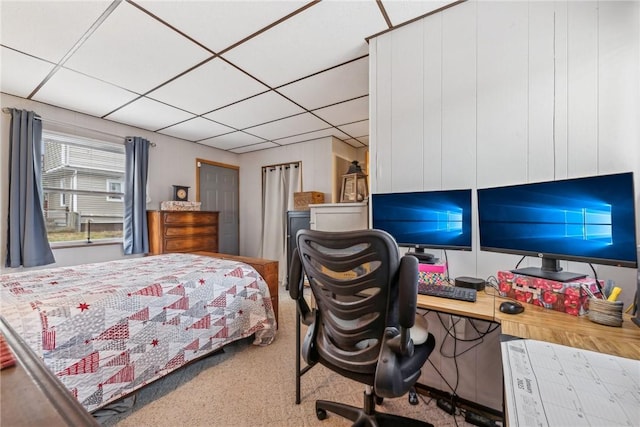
[310,203,368,231]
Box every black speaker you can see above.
[454,276,486,291]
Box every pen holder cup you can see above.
[587,298,624,327]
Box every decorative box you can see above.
[160,201,202,211]
[418,261,447,293]
[294,191,325,210]
[496,271,603,316]
[418,262,446,274]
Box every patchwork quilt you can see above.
[0,253,276,412]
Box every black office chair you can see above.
[289,229,436,427]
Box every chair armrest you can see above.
[397,255,419,328]
[288,248,314,325]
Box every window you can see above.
[42,131,125,243]
[106,179,124,202]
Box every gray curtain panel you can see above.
[6,109,55,267]
[123,136,150,255]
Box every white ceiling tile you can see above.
[204,91,305,129]
[106,97,194,131]
[64,2,211,94]
[0,1,112,63]
[313,96,369,126]
[0,48,55,98]
[148,58,268,115]
[273,127,350,146]
[230,141,278,154]
[136,1,306,53]
[278,57,369,110]
[33,67,138,118]
[200,131,267,150]
[357,136,370,146]
[223,0,388,87]
[343,137,368,148]
[381,1,452,26]
[245,113,328,141]
[159,117,235,141]
[337,120,369,139]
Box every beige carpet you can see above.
[100,287,475,427]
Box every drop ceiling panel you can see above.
[159,117,235,141]
[222,1,388,87]
[63,2,211,94]
[382,1,452,26]
[33,68,138,118]
[106,97,194,132]
[136,0,306,53]
[0,48,55,98]
[344,137,368,148]
[230,141,278,154]
[245,113,329,141]
[277,57,369,110]
[204,91,305,129]
[0,1,112,63]
[313,96,369,127]
[273,127,350,146]
[337,120,369,139]
[200,131,267,150]
[148,58,268,115]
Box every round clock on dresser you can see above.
[172,185,189,201]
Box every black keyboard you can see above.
[419,284,477,302]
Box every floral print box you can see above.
[496,271,603,316]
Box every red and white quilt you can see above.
[0,253,276,412]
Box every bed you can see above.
[0,253,277,413]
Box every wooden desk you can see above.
[417,290,640,360]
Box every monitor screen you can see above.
[477,172,638,281]
[371,189,473,253]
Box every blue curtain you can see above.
[6,109,55,267]
[123,137,150,255]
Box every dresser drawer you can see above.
[164,236,217,253]
[164,225,218,237]
[162,211,218,225]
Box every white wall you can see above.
[0,93,239,272]
[370,0,639,411]
[238,136,341,258]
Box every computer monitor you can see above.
[477,172,638,282]
[371,189,473,262]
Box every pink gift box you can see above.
[496,271,603,316]
[418,262,447,274]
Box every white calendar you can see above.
[501,339,640,426]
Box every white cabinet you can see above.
[309,202,368,231]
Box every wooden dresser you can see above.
[147,210,219,255]
[193,252,279,326]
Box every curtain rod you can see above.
[2,107,156,147]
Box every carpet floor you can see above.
[99,286,475,427]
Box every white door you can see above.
[198,160,239,255]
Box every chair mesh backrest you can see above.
[296,229,400,375]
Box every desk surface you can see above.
[417,290,640,360]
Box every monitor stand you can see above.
[511,258,587,282]
[408,249,435,264]
[511,267,586,282]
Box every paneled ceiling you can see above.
[1,0,459,154]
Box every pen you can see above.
[581,283,597,299]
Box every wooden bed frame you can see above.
[192,252,279,326]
